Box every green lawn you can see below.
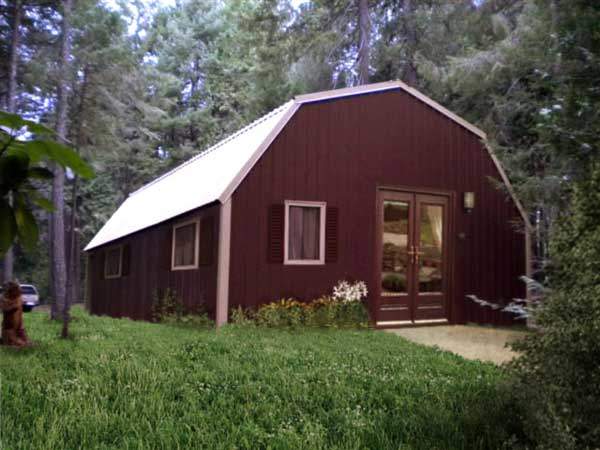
[1,307,513,449]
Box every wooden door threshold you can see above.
[376,319,449,329]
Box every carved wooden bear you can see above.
[1,282,29,347]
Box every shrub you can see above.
[507,167,600,449]
[230,305,254,325]
[151,288,213,327]
[151,288,184,322]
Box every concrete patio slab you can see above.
[387,325,528,364]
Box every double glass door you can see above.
[378,191,449,323]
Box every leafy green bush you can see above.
[151,288,213,328]
[230,305,254,325]
[151,288,184,322]
[508,167,600,449]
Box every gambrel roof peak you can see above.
[86,81,521,251]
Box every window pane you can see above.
[106,247,121,277]
[174,223,197,267]
[381,201,409,295]
[288,206,321,260]
[418,204,443,293]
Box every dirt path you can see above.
[387,325,527,365]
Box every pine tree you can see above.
[356,0,370,84]
[50,0,73,322]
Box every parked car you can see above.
[0,284,40,312]
[20,285,40,311]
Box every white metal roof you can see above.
[86,81,521,251]
[85,101,297,250]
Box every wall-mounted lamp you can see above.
[463,192,475,213]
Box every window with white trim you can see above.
[284,201,326,265]
[104,245,123,279]
[171,220,199,270]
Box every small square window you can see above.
[104,246,122,279]
[284,201,326,265]
[172,220,199,270]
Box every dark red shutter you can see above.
[325,206,339,263]
[268,204,285,263]
[162,226,173,270]
[121,244,131,276]
[199,216,215,266]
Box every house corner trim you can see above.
[216,198,232,327]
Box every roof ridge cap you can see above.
[130,100,294,197]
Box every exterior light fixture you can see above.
[464,192,475,213]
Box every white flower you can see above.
[332,280,368,303]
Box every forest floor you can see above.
[1,307,515,449]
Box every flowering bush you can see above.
[254,298,306,327]
[332,280,368,303]
[232,292,370,329]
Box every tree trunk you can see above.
[63,64,89,337]
[63,175,78,338]
[357,0,370,85]
[2,0,22,283]
[51,0,73,322]
[550,0,561,75]
[403,0,418,87]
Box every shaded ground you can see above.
[27,303,84,314]
[387,325,527,364]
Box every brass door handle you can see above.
[407,246,424,265]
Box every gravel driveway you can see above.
[387,325,527,364]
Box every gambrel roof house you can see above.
[86,81,530,327]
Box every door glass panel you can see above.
[418,204,443,293]
[381,201,409,295]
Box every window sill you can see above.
[284,260,325,266]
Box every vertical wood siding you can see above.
[229,90,526,325]
[87,203,220,320]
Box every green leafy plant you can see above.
[230,305,254,325]
[150,288,213,327]
[0,111,94,255]
[151,288,185,323]
[507,166,600,449]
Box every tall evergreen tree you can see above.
[50,0,73,321]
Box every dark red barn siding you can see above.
[87,203,220,320]
[229,90,526,325]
